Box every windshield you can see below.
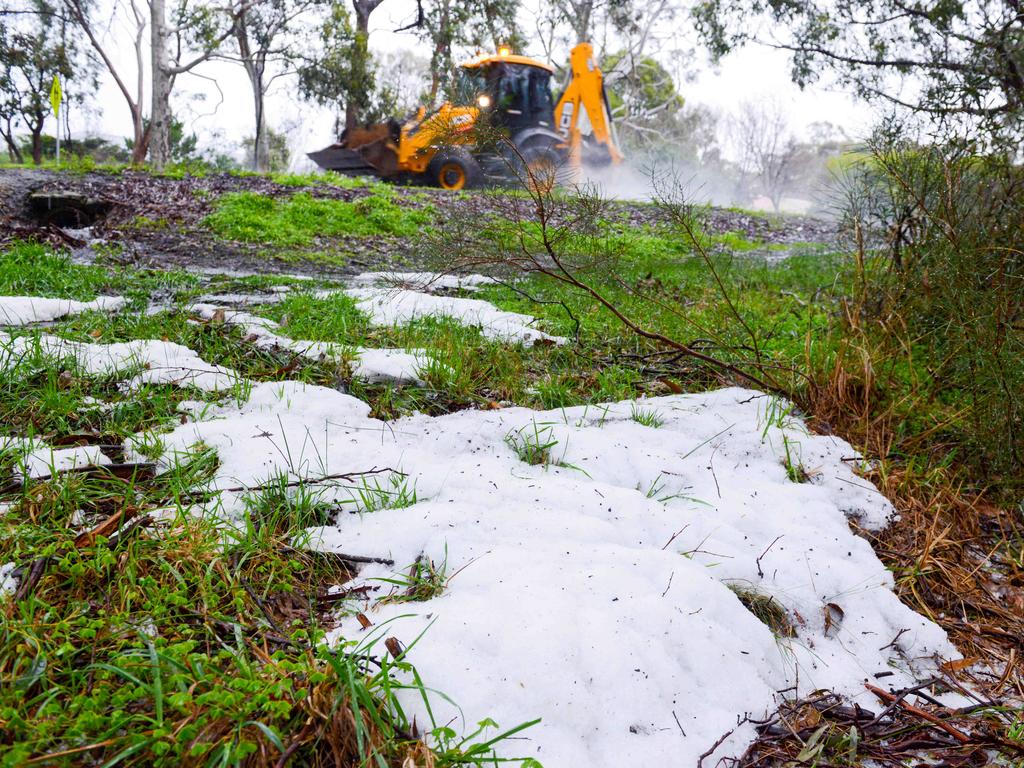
[454,68,487,104]
[487,64,555,128]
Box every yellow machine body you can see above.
[396,104,480,175]
[308,43,624,190]
[553,42,624,168]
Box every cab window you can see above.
[454,68,486,104]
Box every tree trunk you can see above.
[236,19,269,173]
[428,0,451,104]
[31,131,42,165]
[1,122,23,164]
[252,77,269,171]
[347,0,384,134]
[149,0,172,169]
[347,12,369,133]
[573,0,593,43]
[130,106,149,165]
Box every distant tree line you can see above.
[1,0,1019,183]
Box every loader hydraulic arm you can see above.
[554,42,624,169]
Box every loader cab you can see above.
[458,54,556,132]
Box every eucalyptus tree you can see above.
[693,0,1024,144]
[147,0,241,167]
[0,0,90,164]
[63,0,150,163]
[297,3,367,133]
[418,0,521,103]
[64,0,240,167]
[227,0,325,170]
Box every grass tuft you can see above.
[727,583,796,638]
[379,551,449,604]
[505,421,559,467]
[630,403,664,428]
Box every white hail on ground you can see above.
[1,282,956,764]
[0,295,125,325]
[147,379,954,767]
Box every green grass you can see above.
[476,244,848,392]
[726,583,796,638]
[630,403,664,428]
[261,293,643,418]
[0,306,540,766]
[0,335,219,442]
[50,308,352,391]
[504,420,561,467]
[378,552,449,604]
[263,291,371,341]
[267,170,374,189]
[348,472,419,513]
[0,462,537,766]
[0,241,199,310]
[205,191,434,246]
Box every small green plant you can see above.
[641,472,710,506]
[782,434,811,483]
[571,403,613,428]
[131,431,166,461]
[505,421,560,466]
[350,471,418,513]
[240,471,337,540]
[760,395,796,439]
[1008,716,1024,744]
[379,550,449,604]
[535,375,575,409]
[630,403,664,428]
[431,717,544,767]
[727,583,796,638]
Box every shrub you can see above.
[832,127,1024,492]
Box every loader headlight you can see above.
[477,94,492,108]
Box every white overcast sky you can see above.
[67,0,878,169]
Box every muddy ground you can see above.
[0,167,842,278]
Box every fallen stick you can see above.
[74,507,140,548]
[221,466,403,494]
[865,683,971,744]
[1,462,158,494]
[12,555,51,601]
[278,545,394,567]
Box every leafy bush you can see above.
[834,128,1024,490]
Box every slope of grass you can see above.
[205,191,434,246]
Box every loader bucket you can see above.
[307,124,400,177]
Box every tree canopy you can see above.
[693,0,1024,144]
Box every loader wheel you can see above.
[428,152,481,191]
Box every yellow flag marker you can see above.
[50,74,62,117]
[49,75,62,163]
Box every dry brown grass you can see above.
[805,334,1024,703]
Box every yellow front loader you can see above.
[308,42,623,190]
